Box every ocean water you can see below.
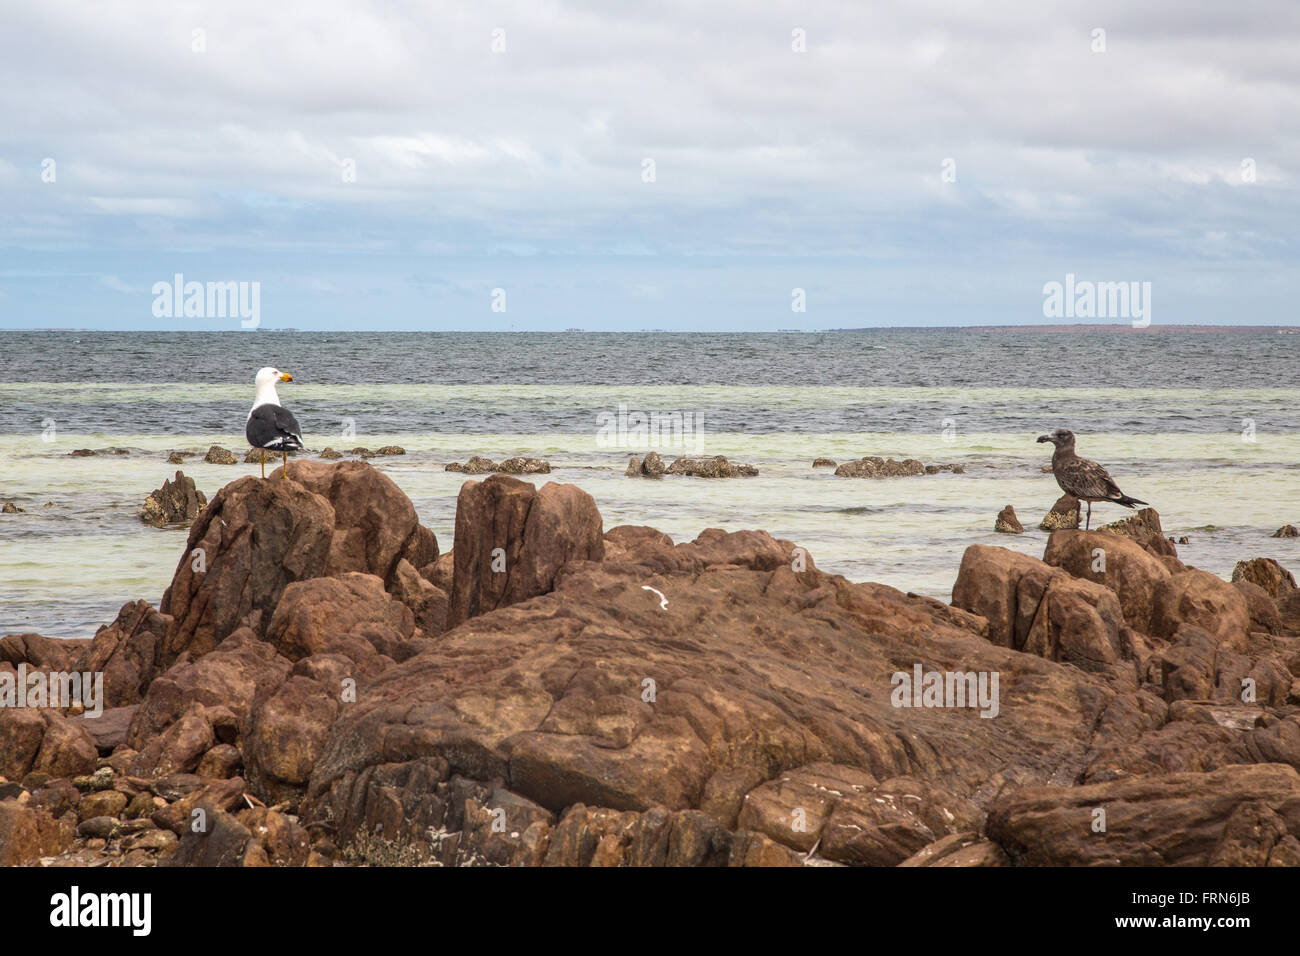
[1,329,1297,638]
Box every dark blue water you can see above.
[0,329,1296,436]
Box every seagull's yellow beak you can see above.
[279,371,293,383]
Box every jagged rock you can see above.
[140,471,208,527]
[625,456,642,476]
[1273,525,1298,538]
[1039,494,1080,530]
[1099,508,1177,558]
[994,505,1023,534]
[642,452,666,477]
[160,476,334,661]
[1,502,22,514]
[166,452,187,465]
[447,474,605,628]
[204,445,238,465]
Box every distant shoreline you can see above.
[0,325,1296,334]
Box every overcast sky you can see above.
[1,0,1297,330]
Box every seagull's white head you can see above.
[252,366,293,410]
[255,366,293,388]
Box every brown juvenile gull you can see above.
[245,366,303,478]
[1037,428,1146,530]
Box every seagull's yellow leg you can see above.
[282,449,287,476]
[260,449,265,479]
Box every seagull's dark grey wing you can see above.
[1056,454,1125,501]
[246,403,304,450]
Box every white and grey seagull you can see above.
[245,366,303,478]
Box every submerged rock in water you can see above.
[446,456,550,475]
[245,447,298,464]
[373,446,406,456]
[665,455,757,478]
[70,449,95,457]
[994,505,1023,534]
[812,458,837,468]
[833,457,926,478]
[445,456,498,474]
[497,457,550,474]
[166,452,188,465]
[1273,524,1298,538]
[625,451,667,478]
[2,501,23,514]
[204,445,238,465]
[140,471,208,527]
[318,447,342,460]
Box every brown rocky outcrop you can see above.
[18,460,1300,869]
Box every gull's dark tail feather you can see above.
[1114,494,1147,509]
